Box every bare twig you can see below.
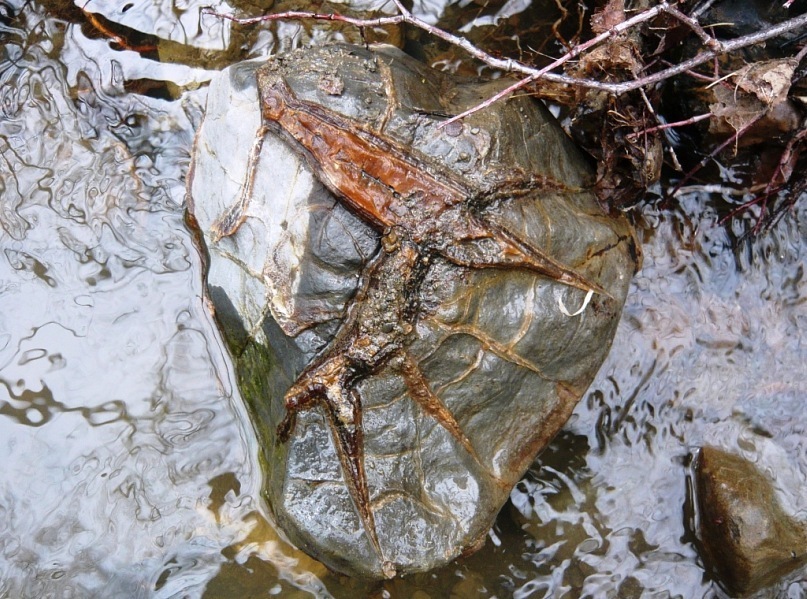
[660,59,718,83]
[571,11,807,94]
[691,0,719,19]
[627,113,712,141]
[670,112,766,199]
[439,2,681,126]
[204,3,807,123]
[661,4,723,51]
[203,0,806,224]
[205,8,403,28]
[718,125,807,232]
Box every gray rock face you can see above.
[187,44,638,578]
[695,446,807,596]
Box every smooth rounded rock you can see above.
[188,43,639,578]
[695,446,807,596]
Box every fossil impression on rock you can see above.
[187,43,639,579]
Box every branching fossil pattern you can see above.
[211,52,612,570]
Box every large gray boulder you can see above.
[187,43,638,578]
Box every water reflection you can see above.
[0,4,260,596]
[0,0,805,596]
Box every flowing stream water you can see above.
[0,0,805,596]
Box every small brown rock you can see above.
[695,446,807,596]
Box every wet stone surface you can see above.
[695,446,807,597]
[188,43,638,578]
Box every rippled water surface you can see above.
[0,0,805,597]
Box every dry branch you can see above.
[203,0,807,231]
[204,2,807,121]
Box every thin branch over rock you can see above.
[203,0,807,233]
[204,2,807,111]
